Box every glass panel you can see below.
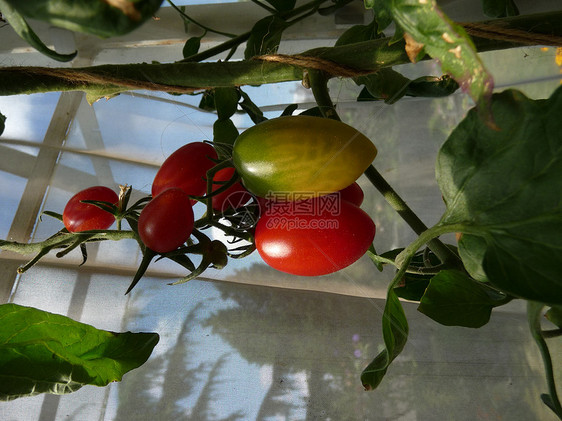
[0,171,28,239]
[0,92,61,149]
[4,275,556,420]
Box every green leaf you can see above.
[3,0,163,38]
[214,87,240,120]
[363,0,393,33]
[389,0,493,112]
[213,118,239,147]
[0,303,159,401]
[437,87,562,305]
[418,270,503,328]
[182,36,201,59]
[457,234,488,282]
[405,75,459,98]
[0,0,77,62]
[355,71,458,104]
[355,69,410,104]
[239,90,267,124]
[335,19,379,47]
[394,274,430,302]
[244,15,289,59]
[482,0,519,18]
[198,90,216,112]
[361,289,408,390]
[281,104,298,116]
[264,0,296,12]
[0,111,5,136]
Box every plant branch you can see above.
[364,165,460,266]
[3,11,562,99]
[167,0,237,38]
[0,230,137,255]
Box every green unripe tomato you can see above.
[232,116,377,200]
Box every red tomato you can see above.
[255,199,375,276]
[152,142,218,202]
[138,188,195,253]
[257,182,365,216]
[339,182,364,206]
[210,167,253,211]
[63,186,118,232]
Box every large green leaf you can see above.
[0,303,159,401]
[4,0,163,38]
[244,15,289,59]
[437,87,562,304]
[418,270,505,328]
[0,0,77,62]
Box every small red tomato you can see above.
[255,199,375,276]
[210,167,253,211]
[63,186,118,232]
[338,182,364,207]
[152,142,218,201]
[138,188,195,253]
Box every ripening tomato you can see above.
[338,182,364,207]
[63,186,118,232]
[138,188,194,253]
[232,116,377,199]
[255,198,376,276]
[210,167,253,211]
[257,182,365,216]
[152,142,218,201]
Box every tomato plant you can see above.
[232,116,377,199]
[255,199,376,276]
[138,188,194,253]
[62,186,118,232]
[2,0,562,417]
[152,142,218,202]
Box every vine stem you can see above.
[166,0,237,38]
[528,301,562,419]
[0,230,137,255]
[308,69,461,267]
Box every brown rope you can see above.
[253,54,371,78]
[462,22,562,47]
[11,67,201,95]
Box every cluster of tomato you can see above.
[61,116,378,278]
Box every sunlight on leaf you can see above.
[437,87,562,304]
[0,303,159,401]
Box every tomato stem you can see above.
[528,302,562,419]
[364,165,460,266]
